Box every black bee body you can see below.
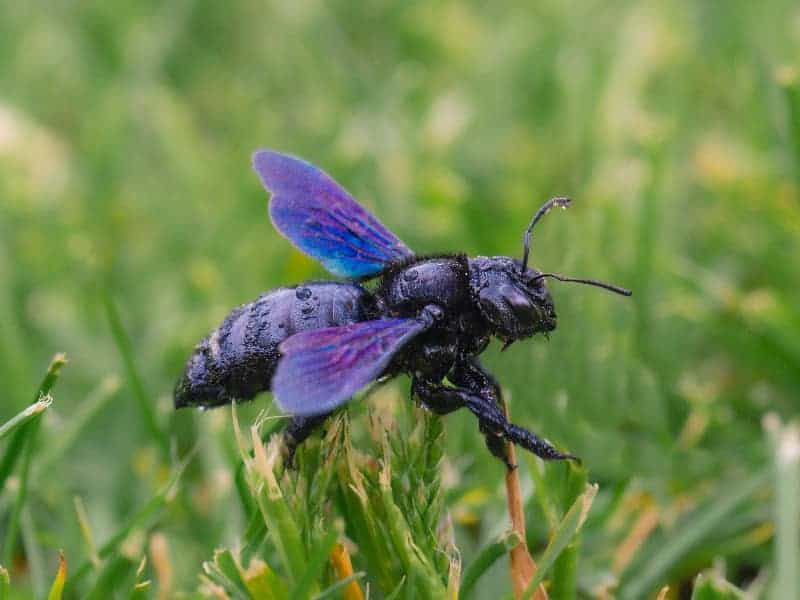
[175,281,374,407]
[176,255,483,406]
[175,150,631,468]
[378,254,486,380]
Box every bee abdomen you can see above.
[174,282,372,409]
[174,299,280,408]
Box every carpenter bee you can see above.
[175,151,631,468]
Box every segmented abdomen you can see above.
[174,282,372,408]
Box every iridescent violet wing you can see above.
[272,318,425,417]
[252,150,414,278]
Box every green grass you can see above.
[2,0,800,597]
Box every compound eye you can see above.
[502,285,536,326]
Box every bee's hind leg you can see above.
[283,413,330,467]
[481,425,516,470]
[412,376,514,469]
[450,358,515,469]
[411,374,578,468]
[450,357,579,467]
[462,393,580,465]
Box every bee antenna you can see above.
[521,197,571,273]
[532,272,632,297]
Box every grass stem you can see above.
[500,398,547,600]
[103,292,169,457]
[1,354,66,568]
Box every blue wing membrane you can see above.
[252,150,414,278]
[272,318,425,417]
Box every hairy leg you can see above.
[449,358,510,465]
[462,391,578,463]
[284,413,330,465]
[412,376,577,467]
[412,376,512,466]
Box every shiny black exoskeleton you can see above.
[175,282,374,407]
[176,254,565,467]
[175,153,631,469]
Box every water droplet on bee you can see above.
[403,269,418,281]
[295,287,312,300]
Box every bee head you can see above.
[469,256,557,343]
[470,197,631,346]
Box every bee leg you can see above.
[412,377,464,414]
[463,394,579,463]
[412,377,515,468]
[412,375,578,466]
[413,377,508,467]
[451,357,503,401]
[480,423,516,470]
[283,413,330,467]
[450,358,515,469]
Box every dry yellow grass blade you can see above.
[330,542,364,600]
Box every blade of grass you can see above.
[0,395,52,441]
[249,427,307,583]
[776,66,800,185]
[691,572,747,600]
[288,528,338,600]
[337,454,396,593]
[47,551,67,600]
[618,470,769,600]
[202,563,250,600]
[384,576,406,600]
[235,461,256,518]
[0,566,9,599]
[66,454,189,590]
[129,581,152,600]
[35,375,121,475]
[764,415,799,600]
[213,549,254,599]
[500,399,545,600]
[329,542,364,600]
[242,559,288,600]
[1,354,67,566]
[550,464,588,600]
[0,430,26,494]
[0,354,66,490]
[518,483,598,600]
[33,354,67,402]
[240,508,268,563]
[74,496,101,568]
[128,556,151,600]
[1,419,44,566]
[21,507,47,596]
[103,292,168,457]
[377,440,446,599]
[313,572,366,600]
[84,555,138,600]
[447,553,460,600]
[528,456,559,531]
[460,531,522,599]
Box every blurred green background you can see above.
[1,0,799,597]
